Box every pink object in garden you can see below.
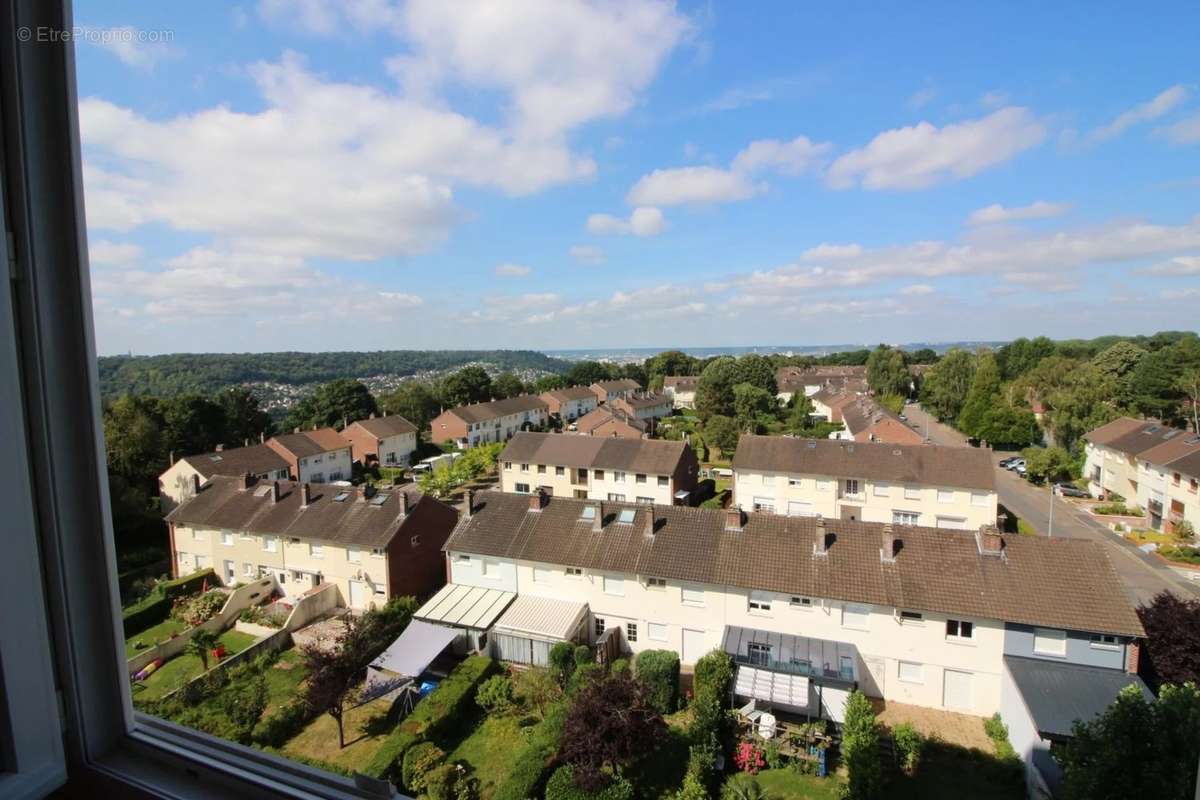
[734,742,765,774]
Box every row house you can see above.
[1135,431,1200,534]
[439,493,1144,760]
[776,365,868,403]
[573,405,648,440]
[1083,417,1182,503]
[430,395,549,449]
[731,435,997,530]
[663,376,699,410]
[158,441,291,514]
[590,378,642,405]
[498,431,699,506]
[838,397,924,445]
[609,392,673,434]
[809,387,855,424]
[167,475,458,609]
[539,386,598,421]
[266,428,353,485]
[343,412,419,468]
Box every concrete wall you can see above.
[1000,659,1057,800]
[1003,623,1128,670]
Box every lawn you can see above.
[282,694,397,771]
[262,647,307,713]
[752,768,844,799]
[886,739,1023,800]
[1124,529,1177,546]
[132,629,259,701]
[442,711,529,798]
[626,710,692,799]
[125,618,188,658]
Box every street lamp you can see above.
[1048,483,1054,539]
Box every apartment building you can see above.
[573,406,647,440]
[1135,432,1200,533]
[838,397,924,445]
[539,386,599,421]
[441,493,1142,726]
[1083,417,1183,501]
[265,428,353,484]
[663,376,699,409]
[731,435,997,530]
[498,431,699,505]
[590,378,642,405]
[342,413,418,467]
[430,395,549,448]
[167,475,458,609]
[158,442,291,514]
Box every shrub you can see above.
[1095,502,1144,517]
[983,713,1018,762]
[252,697,313,747]
[545,765,634,800]
[493,702,567,800]
[549,641,576,684]
[634,649,680,714]
[170,590,227,626]
[402,741,446,793]
[722,773,767,800]
[217,675,267,742]
[476,674,514,714]
[693,650,734,700]
[842,690,882,800]
[1161,546,1200,565]
[1175,520,1196,541]
[567,662,603,695]
[688,685,724,743]
[609,658,630,676]
[892,723,923,773]
[574,644,594,668]
[762,738,784,770]
[122,568,217,636]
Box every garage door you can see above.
[936,516,968,530]
[682,628,707,664]
[349,580,369,609]
[943,669,973,711]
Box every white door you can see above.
[275,570,290,599]
[349,580,369,609]
[682,628,707,664]
[223,560,235,583]
[943,669,973,711]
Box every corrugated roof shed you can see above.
[1004,656,1152,739]
[492,595,588,640]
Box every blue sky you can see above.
[75,1,1199,355]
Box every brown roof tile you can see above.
[500,431,687,473]
[663,376,699,390]
[180,443,290,479]
[447,395,549,425]
[1084,417,1185,458]
[591,379,642,392]
[540,386,597,403]
[348,414,418,438]
[269,428,349,459]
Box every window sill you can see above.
[1033,650,1068,659]
[945,638,976,647]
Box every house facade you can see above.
[167,475,457,609]
[1134,434,1200,533]
[498,431,699,505]
[776,366,868,402]
[1082,417,1181,502]
[838,397,924,445]
[158,442,291,514]
[610,392,674,430]
[265,428,353,484]
[430,396,549,449]
[442,493,1142,723]
[573,406,647,440]
[663,376,699,410]
[732,435,997,529]
[343,413,419,467]
[539,386,598,421]
[590,378,642,405]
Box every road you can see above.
[903,402,1200,606]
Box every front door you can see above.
[223,560,235,583]
[943,669,974,711]
[275,570,290,599]
[682,629,707,664]
[349,580,369,609]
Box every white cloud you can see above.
[967,201,1070,226]
[909,87,937,109]
[1157,114,1200,145]
[1140,255,1200,275]
[827,107,1046,190]
[899,284,935,296]
[569,245,606,264]
[1162,286,1200,301]
[586,206,667,236]
[495,263,532,277]
[730,136,831,176]
[979,90,1009,109]
[800,243,863,261]
[82,25,176,70]
[1002,272,1080,293]
[88,239,143,268]
[1090,84,1188,142]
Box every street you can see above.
[903,402,1200,606]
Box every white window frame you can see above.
[645,577,667,589]
[788,477,804,487]
[971,491,990,507]
[946,618,975,642]
[748,591,773,614]
[262,535,277,553]
[1089,633,1120,651]
[790,596,814,609]
[309,542,323,559]
[844,478,860,496]
[1033,627,1067,657]
[220,530,234,546]
[603,575,625,596]
[937,489,955,504]
[647,622,668,642]
[532,566,553,583]
[892,510,920,526]
[904,485,921,500]
[842,602,871,631]
[347,547,361,563]
[681,584,705,606]
[897,661,924,684]
[873,482,890,497]
[481,559,500,578]
[565,566,584,578]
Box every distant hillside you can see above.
[98,350,571,398]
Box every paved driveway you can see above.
[903,402,1200,606]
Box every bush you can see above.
[688,686,724,743]
[609,658,630,676]
[634,650,680,714]
[842,690,881,799]
[1095,502,1144,517]
[252,698,312,747]
[567,662,603,695]
[545,765,634,800]
[171,590,227,626]
[1160,546,1200,565]
[493,702,567,800]
[476,674,514,714]
[574,644,594,668]
[892,723,923,773]
[402,741,446,793]
[549,641,576,683]
[983,713,1018,762]
[693,650,734,700]
[121,568,217,636]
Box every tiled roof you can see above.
[618,392,672,409]
[1130,429,1200,474]
[1083,417,1185,458]
[180,443,290,479]
[500,431,685,473]
[348,414,418,438]
[574,406,648,434]
[167,475,428,548]
[447,395,549,424]
[269,428,349,458]
[663,376,699,390]
[446,493,1143,637]
[732,435,994,492]
[592,379,642,392]
[840,399,924,445]
[541,386,597,402]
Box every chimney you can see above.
[271,481,280,503]
[363,484,377,500]
[1127,641,1141,674]
[592,501,604,532]
[528,487,547,512]
[169,449,175,466]
[259,431,265,443]
[724,505,744,532]
[465,489,475,518]
[813,518,829,557]
[642,504,655,539]
[215,443,225,452]
[294,427,300,434]
[880,525,898,563]
[977,524,1004,558]
[301,483,311,508]
[239,472,255,490]
[190,473,201,496]
[399,491,411,517]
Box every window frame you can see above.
[946,618,975,642]
[1033,627,1068,657]
[897,661,924,684]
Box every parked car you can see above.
[1013,462,1027,477]
[1005,458,1026,472]
[998,456,1018,468]
[1054,483,1091,499]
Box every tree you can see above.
[783,393,816,434]
[103,395,165,484]
[957,350,1001,439]
[905,347,938,364]
[1137,592,1200,691]
[1021,446,1074,484]
[997,336,1055,380]
[703,415,740,457]
[1057,682,1200,800]
[379,381,440,433]
[534,374,568,393]
[187,629,220,671]
[1177,367,1200,434]
[439,366,493,408]
[979,403,1042,448]
[919,348,975,422]
[732,383,776,432]
[732,355,777,395]
[1132,337,1200,426]
[216,388,272,445]
[565,361,613,388]
[512,666,563,719]
[866,345,910,396]
[1092,341,1147,408]
[161,394,232,455]
[695,358,740,420]
[491,372,527,400]
[1043,364,1118,452]
[644,350,699,383]
[841,690,882,800]
[558,675,665,792]
[283,378,378,431]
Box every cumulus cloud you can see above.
[1140,255,1200,275]
[827,107,1046,190]
[967,201,1070,226]
[586,206,667,236]
[495,263,532,277]
[1157,114,1200,145]
[800,243,863,261]
[900,284,935,296]
[1090,84,1188,142]
[88,239,143,268]
[569,245,606,264]
[83,25,177,70]
[1162,286,1200,301]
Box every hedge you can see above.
[251,698,314,748]
[692,649,734,699]
[363,655,498,781]
[545,766,634,800]
[634,649,679,714]
[122,568,216,636]
[493,702,567,800]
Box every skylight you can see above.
[580,506,596,520]
[333,491,350,502]
[617,508,636,524]
[370,494,389,506]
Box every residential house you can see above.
[731,435,997,529]
[838,397,924,445]
[539,386,599,422]
[158,442,291,514]
[342,413,419,467]
[573,405,648,440]
[1083,417,1182,502]
[1135,432,1200,534]
[809,387,855,424]
[167,475,458,609]
[590,378,642,405]
[266,428,353,484]
[430,395,549,449]
[776,366,868,402]
[441,492,1142,729]
[663,376,699,410]
[498,431,699,505]
[609,392,673,433]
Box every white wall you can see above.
[379,432,417,466]
[501,461,679,505]
[297,446,353,483]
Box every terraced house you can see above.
[539,386,598,421]
[590,378,642,405]
[167,475,457,609]
[265,427,353,484]
[342,412,418,467]
[1084,417,1196,531]
[663,375,699,409]
[498,431,699,505]
[732,435,996,529]
[158,441,291,514]
[1135,429,1200,534]
[440,493,1143,731]
[430,395,549,448]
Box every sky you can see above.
[75,0,1200,355]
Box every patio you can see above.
[289,609,351,653]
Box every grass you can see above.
[262,648,307,713]
[282,694,398,771]
[442,710,529,799]
[125,618,188,658]
[132,629,259,701]
[886,739,1023,800]
[1125,529,1177,546]
[751,768,844,799]
[626,710,691,799]
[1016,518,1039,537]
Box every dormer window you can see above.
[580,506,596,521]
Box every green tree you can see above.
[282,379,378,431]
[866,345,911,396]
[1058,682,1200,800]
[644,350,700,383]
[695,358,740,420]
[703,415,740,457]
[783,393,816,434]
[187,629,220,671]
[732,354,777,395]
[1177,367,1200,436]
[919,348,975,422]
[957,351,1001,439]
[161,394,228,456]
[1021,446,1075,483]
[379,381,440,432]
[998,336,1055,380]
[534,374,568,393]
[979,403,1042,448]
[103,395,166,484]
[565,361,613,387]
[491,372,528,399]
[732,383,777,432]
[1044,364,1118,452]
[1132,337,1200,426]
[439,366,493,408]
[1092,341,1147,408]
[215,388,272,445]
[841,690,882,800]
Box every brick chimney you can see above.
[301,483,311,508]
[813,519,829,557]
[528,487,547,512]
[642,504,655,539]
[977,524,1004,558]
[191,473,201,496]
[271,481,280,503]
[724,505,744,532]
[1127,640,1141,674]
[239,472,255,490]
[592,501,604,532]
[880,524,898,563]
[465,489,475,518]
[215,443,224,452]
[399,491,411,516]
